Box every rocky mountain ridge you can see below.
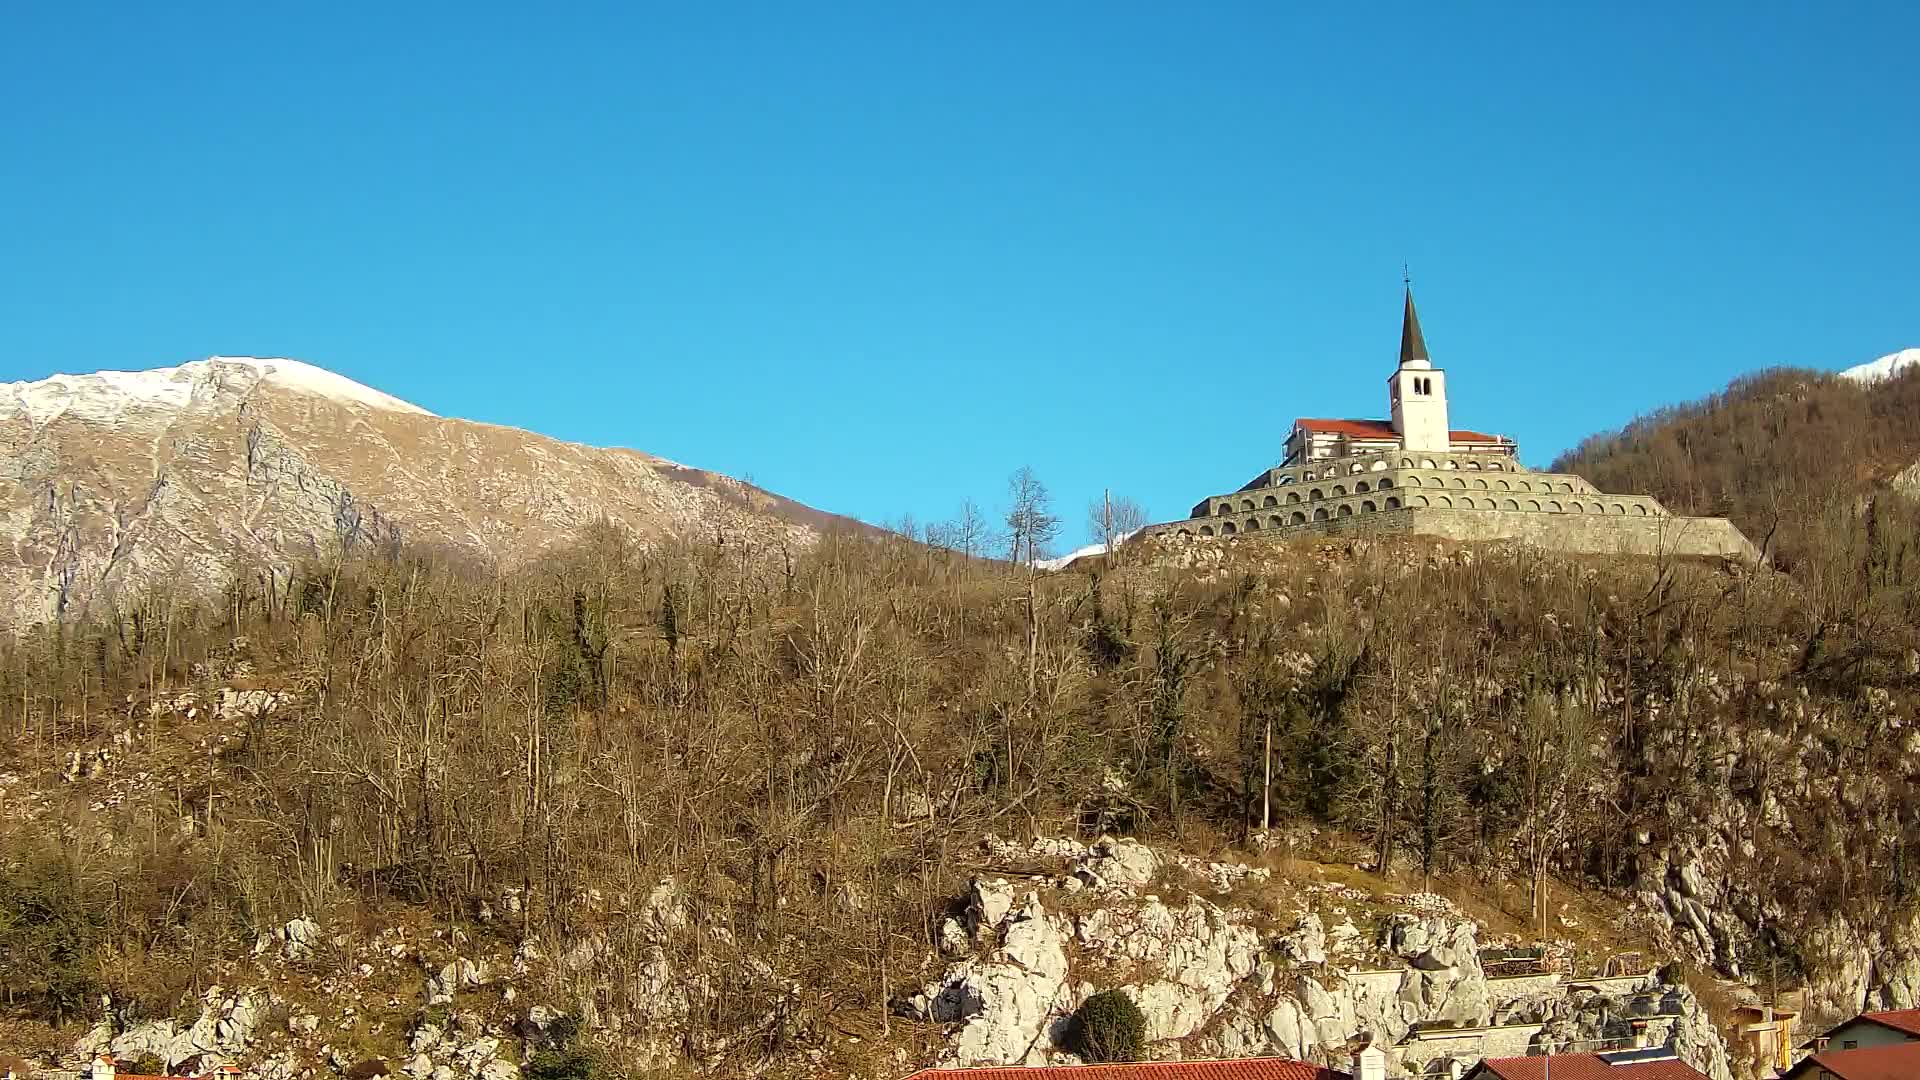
[0,357,855,626]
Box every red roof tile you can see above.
[1473,1053,1709,1080]
[1788,1041,1920,1080]
[1291,418,1507,444]
[1858,1008,1920,1037]
[901,1059,1346,1080]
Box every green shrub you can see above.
[524,1014,598,1080]
[1067,990,1146,1063]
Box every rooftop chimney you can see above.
[1352,1041,1388,1080]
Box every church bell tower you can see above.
[1388,286,1451,453]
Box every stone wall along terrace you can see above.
[1141,506,1758,561]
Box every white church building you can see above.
[1135,286,1759,561]
[1281,289,1516,465]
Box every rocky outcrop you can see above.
[902,838,1735,1078]
[78,988,269,1068]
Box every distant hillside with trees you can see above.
[1552,364,1920,571]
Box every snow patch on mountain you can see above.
[1840,348,1920,384]
[1,356,431,426]
[1034,530,1139,571]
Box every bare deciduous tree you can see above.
[1086,492,1149,558]
[1004,467,1059,568]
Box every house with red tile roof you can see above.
[1781,1039,1920,1080]
[1465,1047,1710,1080]
[1809,1008,1920,1054]
[88,1056,239,1080]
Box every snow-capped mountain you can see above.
[0,357,856,625]
[1840,347,1920,383]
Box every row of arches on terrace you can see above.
[1220,477,1399,514]
[1192,496,1408,535]
[1273,454,1516,487]
[1185,493,1654,537]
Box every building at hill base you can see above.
[1137,288,1757,562]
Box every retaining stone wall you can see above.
[1142,507,1757,561]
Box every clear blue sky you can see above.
[5,3,1916,548]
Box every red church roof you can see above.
[901,1060,1346,1080]
[1292,418,1508,444]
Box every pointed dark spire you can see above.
[1398,285,1430,367]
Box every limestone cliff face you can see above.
[893,837,1733,1080]
[0,358,848,626]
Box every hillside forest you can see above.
[2,364,1919,1075]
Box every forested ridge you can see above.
[1553,363,1920,570]
[2,367,1920,1075]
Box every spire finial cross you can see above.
[1403,264,1411,288]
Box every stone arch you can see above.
[1263,494,1279,508]
[1458,497,1476,509]
[1245,518,1261,530]
[1488,460,1505,471]
[1401,458,1414,468]
[1370,459,1388,471]
[1269,515,1286,528]
[1501,498,1519,510]
[1608,503,1627,515]
[1286,491,1302,505]
[1355,480,1371,493]
[1378,476,1394,489]
[1410,495,1429,508]
[1361,500,1377,513]
[1332,484,1347,497]
[1420,458,1437,469]
[1560,482,1575,493]
[1216,503,1232,516]
[1405,475,1422,487]
[1570,503,1585,514]
[1546,500,1562,513]
[1472,478,1489,490]
[1590,502,1607,514]
[1450,477,1467,489]
[1435,495,1453,508]
[1240,498,1255,512]
[1442,460,1458,470]
[1633,503,1649,515]
[1496,479,1510,491]
[1302,472,1316,482]
[1467,460,1483,471]
[1289,511,1308,525]
[1312,508,1329,522]
[1176,529,1193,539]
[1526,499,1541,512]
[1337,504,1353,517]
[1221,521,1238,535]
[1349,462,1364,475]
[1310,488,1325,501]
[1199,525,1215,536]
[1385,496,1402,509]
